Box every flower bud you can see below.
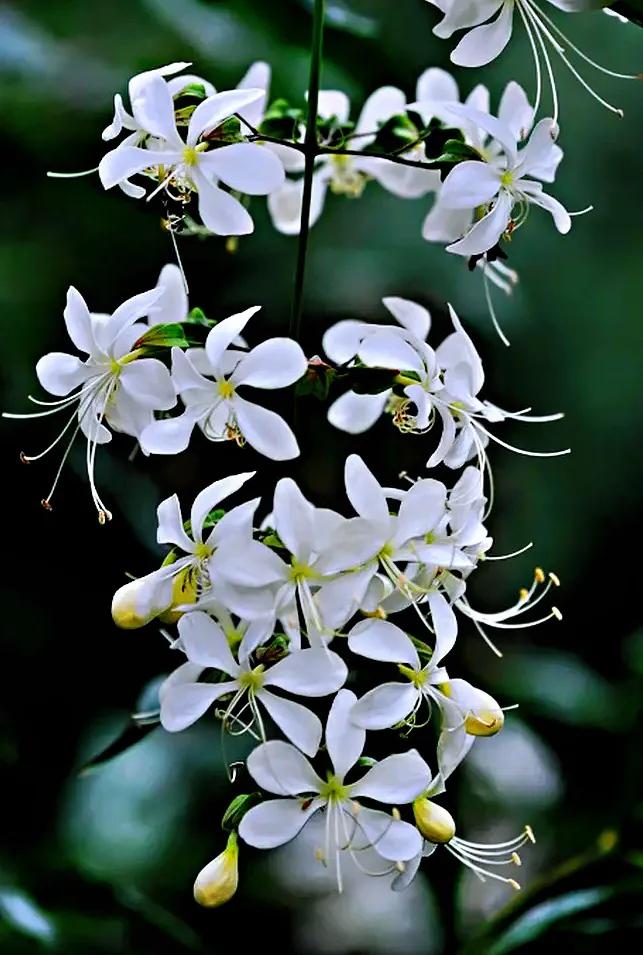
[413,798,456,844]
[464,690,505,737]
[111,578,159,630]
[193,832,239,908]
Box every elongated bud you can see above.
[111,578,160,630]
[193,832,239,908]
[413,798,456,844]
[464,690,505,737]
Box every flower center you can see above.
[237,665,265,692]
[218,380,236,399]
[289,560,317,583]
[319,773,349,803]
[329,155,367,198]
[194,541,213,560]
[183,146,199,167]
[398,664,427,688]
[500,170,514,188]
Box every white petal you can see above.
[192,172,254,236]
[350,750,431,803]
[272,478,315,560]
[382,297,431,340]
[233,396,300,460]
[258,691,322,756]
[120,358,176,410]
[325,689,365,780]
[63,286,95,353]
[205,307,261,372]
[415,67,459,108]
[351,683,420,730]
[322,319,370,364]
[348,618,419,666]
[160,679,237,731]
[217,540,287,588]
[207,497,259,549]
[522,184,571,234]
[232,338,307,389]
[314,567,375,629]
[514,118,561,181]
[327,389,390,434]
[355,85,406,142]
[106,289,163,346]
[190,471,255,542]
[444,103,518,166]
[131,75,181,144]
[451,2,515,68]
[140,411,197,455]
[239,798,319,849]
[187,88,263,144]
[447,190,513,257]
[199,142,284,195]
[98,145,177,190]
[156,492,193,551]
[267,173,327,235]
[355,808,423,862]
[264,648,347,696]
[151,263,188,326]
[318,90,350,124]
[358,331,425,374]
[395,478,447,544]
[422,201,473,244]
[344,455,389,525]
[498,81,534,141]
[35,353,87,397]
[427,591,458,664]
[236,61,270,128]
[178,611,240,674]
[246,739,323,795]
[439,160,501,210]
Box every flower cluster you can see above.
[6,0,639,916]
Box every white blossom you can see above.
[239,690,430,889]
[140,306,306,460]
[3,283,174,520]
[160,610,347,756]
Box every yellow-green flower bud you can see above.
[111,578,159,630]
[464,691,505,737]
[193,832,239,908]
[158,567,198,624]
[413,798,456,844]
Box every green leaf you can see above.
[221,792,262,831]
[486,887,613,954]
[78,716,160,776]
[185,306,215,326]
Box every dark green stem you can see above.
[289,0,326,342]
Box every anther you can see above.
[534,567,545,584]
[551,606,562,621]
[519,587,529,601]
[525,825,536,844]
[98,509,113,525]
[41,498,53,511]
[395,861,405,873]
[511,852,522,866]
[508,879,521,891]
[19,452,30,464]
[392,807,401,821]
[549,572,560,587]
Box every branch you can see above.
[290,0,326,341]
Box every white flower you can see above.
[215,476,382,641]
[111,472,257,628]
[348,618,504,787]
[99,84,285,235]
[140,306,306,460]
[325,298,567,473]
[160,610,347,756]
[268,86,437,235]
[438,108,569,257]
[239,689,430,889]
[424,1,626,119]
[4,284,174,520]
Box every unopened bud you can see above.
[464,690,505,737]
[193,832,239,908]
[413,798,456,844]
[158,567,198,624]
[111,578,159,630]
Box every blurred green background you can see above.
[1,0,642,952]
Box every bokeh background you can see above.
[1,0,642,952]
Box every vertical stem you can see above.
[289,0,326,342]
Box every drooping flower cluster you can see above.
[6,0,639,915]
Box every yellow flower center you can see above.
[398,664,428,688]
[194,541,213,560]
[319,774,349,802]
[238,665,265,692]
[183,146,199,167]
[218,380,236,399]
[500,170,514,188]
[289,560,318,583]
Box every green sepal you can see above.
[134,323,190,351]
[203,116,243,145]
[356,756,377,768]
[222,792,262,832]
[185,306,216,327]
[296,359,337,400]
[256,634,290,664]
[260,530,286,549]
